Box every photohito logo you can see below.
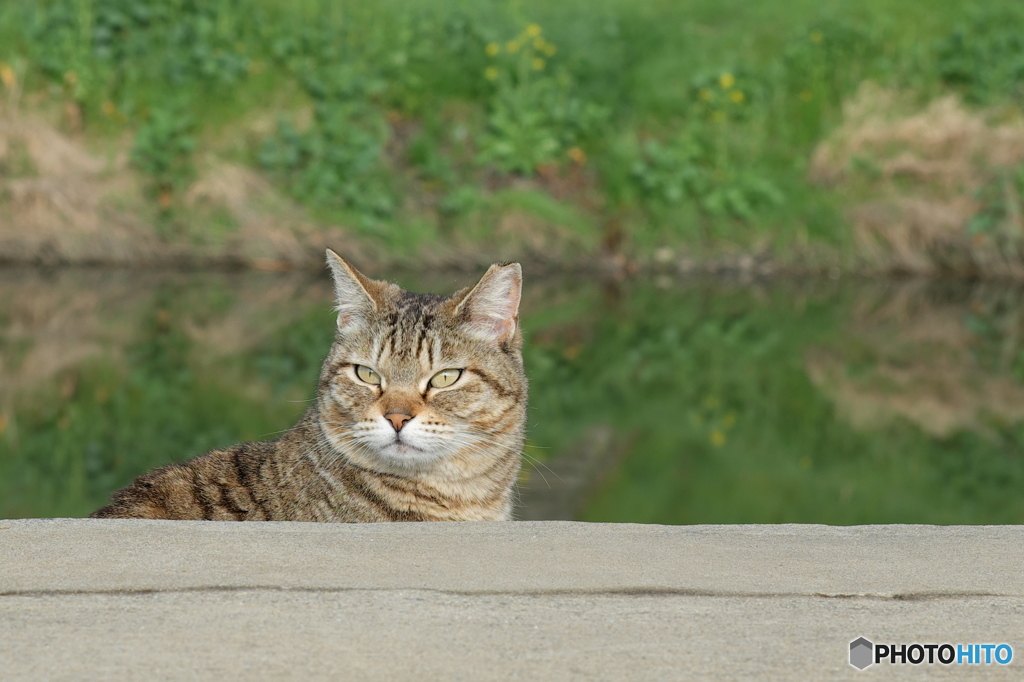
[849,638,1013,670]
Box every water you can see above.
[2,268,1023,523]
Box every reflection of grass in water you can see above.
[525,282,1024,524]
[0,291,325,519]
[0,360,296,518]
[4,276,1024,523]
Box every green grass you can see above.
[1,0,1022,259]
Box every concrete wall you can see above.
[1,519,1021,679]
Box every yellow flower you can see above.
[718,73,735,89]
[799,90,813,102]
[544,44,557,57]
[0,62,15,90]
[507,40,521,53]
[532,58,545,71]
[810,30,823,44]
[526,23,542,38]
[486,42,500,56]
[698,88,713,101]
[710,430,726,447]
[484,66,499,81]
[730,90,745,104]
[568,146,586,164]
[711,110,726,123]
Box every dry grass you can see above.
[0,112,155,265]
[0,109,591,271]
[810,82,1024,277]
[0,110,353,268]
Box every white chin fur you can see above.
[358,422,448,474]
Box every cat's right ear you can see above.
[452,262,522,344]
[326,249,378,332]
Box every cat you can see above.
[90,250,527,522]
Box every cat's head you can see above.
[317,249,527,477]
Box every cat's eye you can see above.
[429,368,463,389]
[354,365,382,385]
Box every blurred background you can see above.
[1,1,1023,522]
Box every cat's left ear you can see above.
[454,262,522,344]
[326,249,379,331]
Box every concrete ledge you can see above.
[1,520,1022,679]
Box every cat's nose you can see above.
[384,413,413,432]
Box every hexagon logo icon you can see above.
[850,637,874,670]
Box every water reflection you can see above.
[1,268,1022,523]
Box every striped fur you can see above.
[91,251,527,522]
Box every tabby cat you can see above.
[91,250,527,522]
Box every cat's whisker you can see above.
[455,429,563,485]
[520,455,556,489]
[432,432,555,490]
[254,425,301,440]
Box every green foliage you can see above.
[1,0,1023,252]
[22,0,256,109]
[936,6,1024,105]
[477,25,607,175]
[967,165,1024,254]
[258,102,395,225]
[777,18,884,105]
[92,0,251,86]
[626,128,783,223]
[131,108,196,199]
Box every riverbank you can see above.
[0,104,1021,279]
[1,519,1021,679]
[1,1,1023,278]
